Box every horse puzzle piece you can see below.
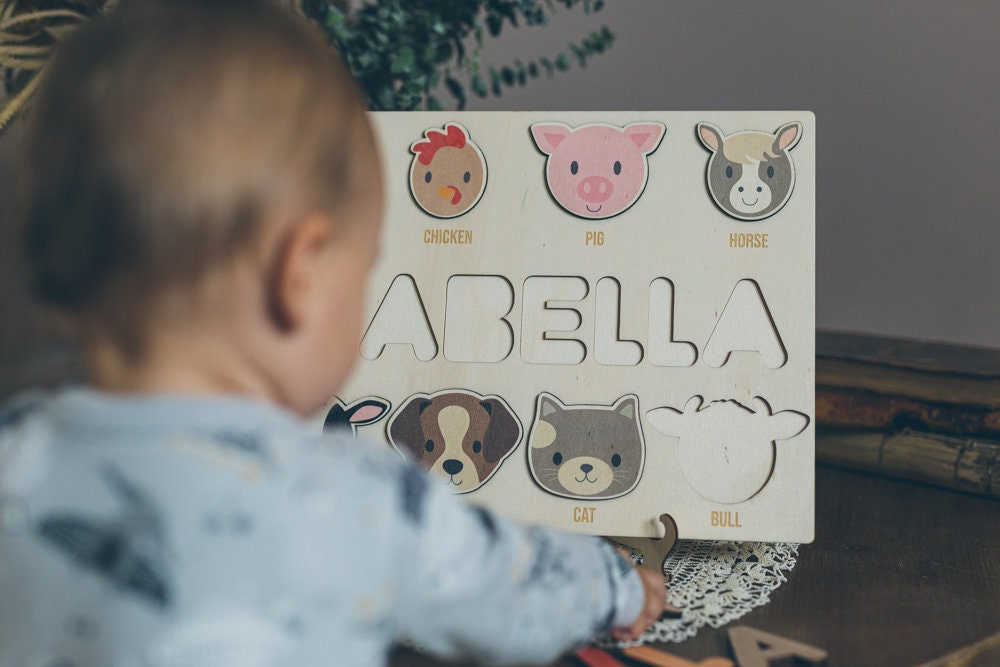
[726,626,828,667]
[646,396,808,504]
[409,123,487,218]
[696,122,802,222]
[530,121,664,219]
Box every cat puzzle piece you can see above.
[530,121,664,219]
[409,123,487,218]
[623,645,734,667]
[388,389,521,493]
[696,122,802,222]
[527,393,645,500]
[727,626,828,667]
[647,397,808,504]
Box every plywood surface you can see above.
[338,111,816,541]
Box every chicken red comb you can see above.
[411,123,468,165]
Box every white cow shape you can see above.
[646,396,809,504]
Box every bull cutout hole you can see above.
[360,274,438,362]
[520,276,588,365]
[646,396,809,504]
[703,279,787,369]
[387,389,523,494]
[443,275,515,363]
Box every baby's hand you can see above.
[610,558,674,642]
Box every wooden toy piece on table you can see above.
[727,626,828,667]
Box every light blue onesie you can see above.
[0,388,642,667]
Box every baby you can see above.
[0,1,667,665]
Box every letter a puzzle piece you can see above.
[727,626,827,667]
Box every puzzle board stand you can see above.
[336,111,815,544]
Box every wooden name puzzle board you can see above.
[334,111,815,542]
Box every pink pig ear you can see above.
[623,122,665,155]
[530,123,572,155]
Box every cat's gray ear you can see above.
[537,393,563,418]
[613,395,639,421]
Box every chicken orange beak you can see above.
[437,186,462,205]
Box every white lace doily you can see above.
[606,541,799,646]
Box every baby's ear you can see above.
[267,213,334,332]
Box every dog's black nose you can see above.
[580,463,593,474]
[442,459,464,475]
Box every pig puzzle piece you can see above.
[530,121,665,220]
[727,626,828,667]
[696,122,802,222]
[409,123,488,218]
[646,396,809,504]
[323,396,391,437]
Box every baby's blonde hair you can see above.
[21,0,371,352]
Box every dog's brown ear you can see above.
[389,396,431,460]
[479,397,522,463]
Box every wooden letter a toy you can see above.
[727,626,827,667]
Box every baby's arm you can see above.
[393,466,658,665]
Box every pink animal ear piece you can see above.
[696,123,725,153]
[529,123,573,155]
[773,121,802,152]
[323,396,391,436]
[529,120,666,220]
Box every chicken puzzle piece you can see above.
[409,123,487,218]
[530,121,665,220]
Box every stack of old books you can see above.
[816,332,1000,499]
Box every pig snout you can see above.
[576,175,613,203]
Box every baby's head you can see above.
[21,0,382,414]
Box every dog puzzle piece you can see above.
[574,647,627,667]
[388,389,522,494]
[530,121,664,220]
[727,626,828,667]
[624,645,734,667]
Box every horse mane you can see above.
[722,132,780,165]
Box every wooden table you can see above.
[390,464,1000,667]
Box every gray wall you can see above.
[464,0,1000,349]
[2,1,997,359]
